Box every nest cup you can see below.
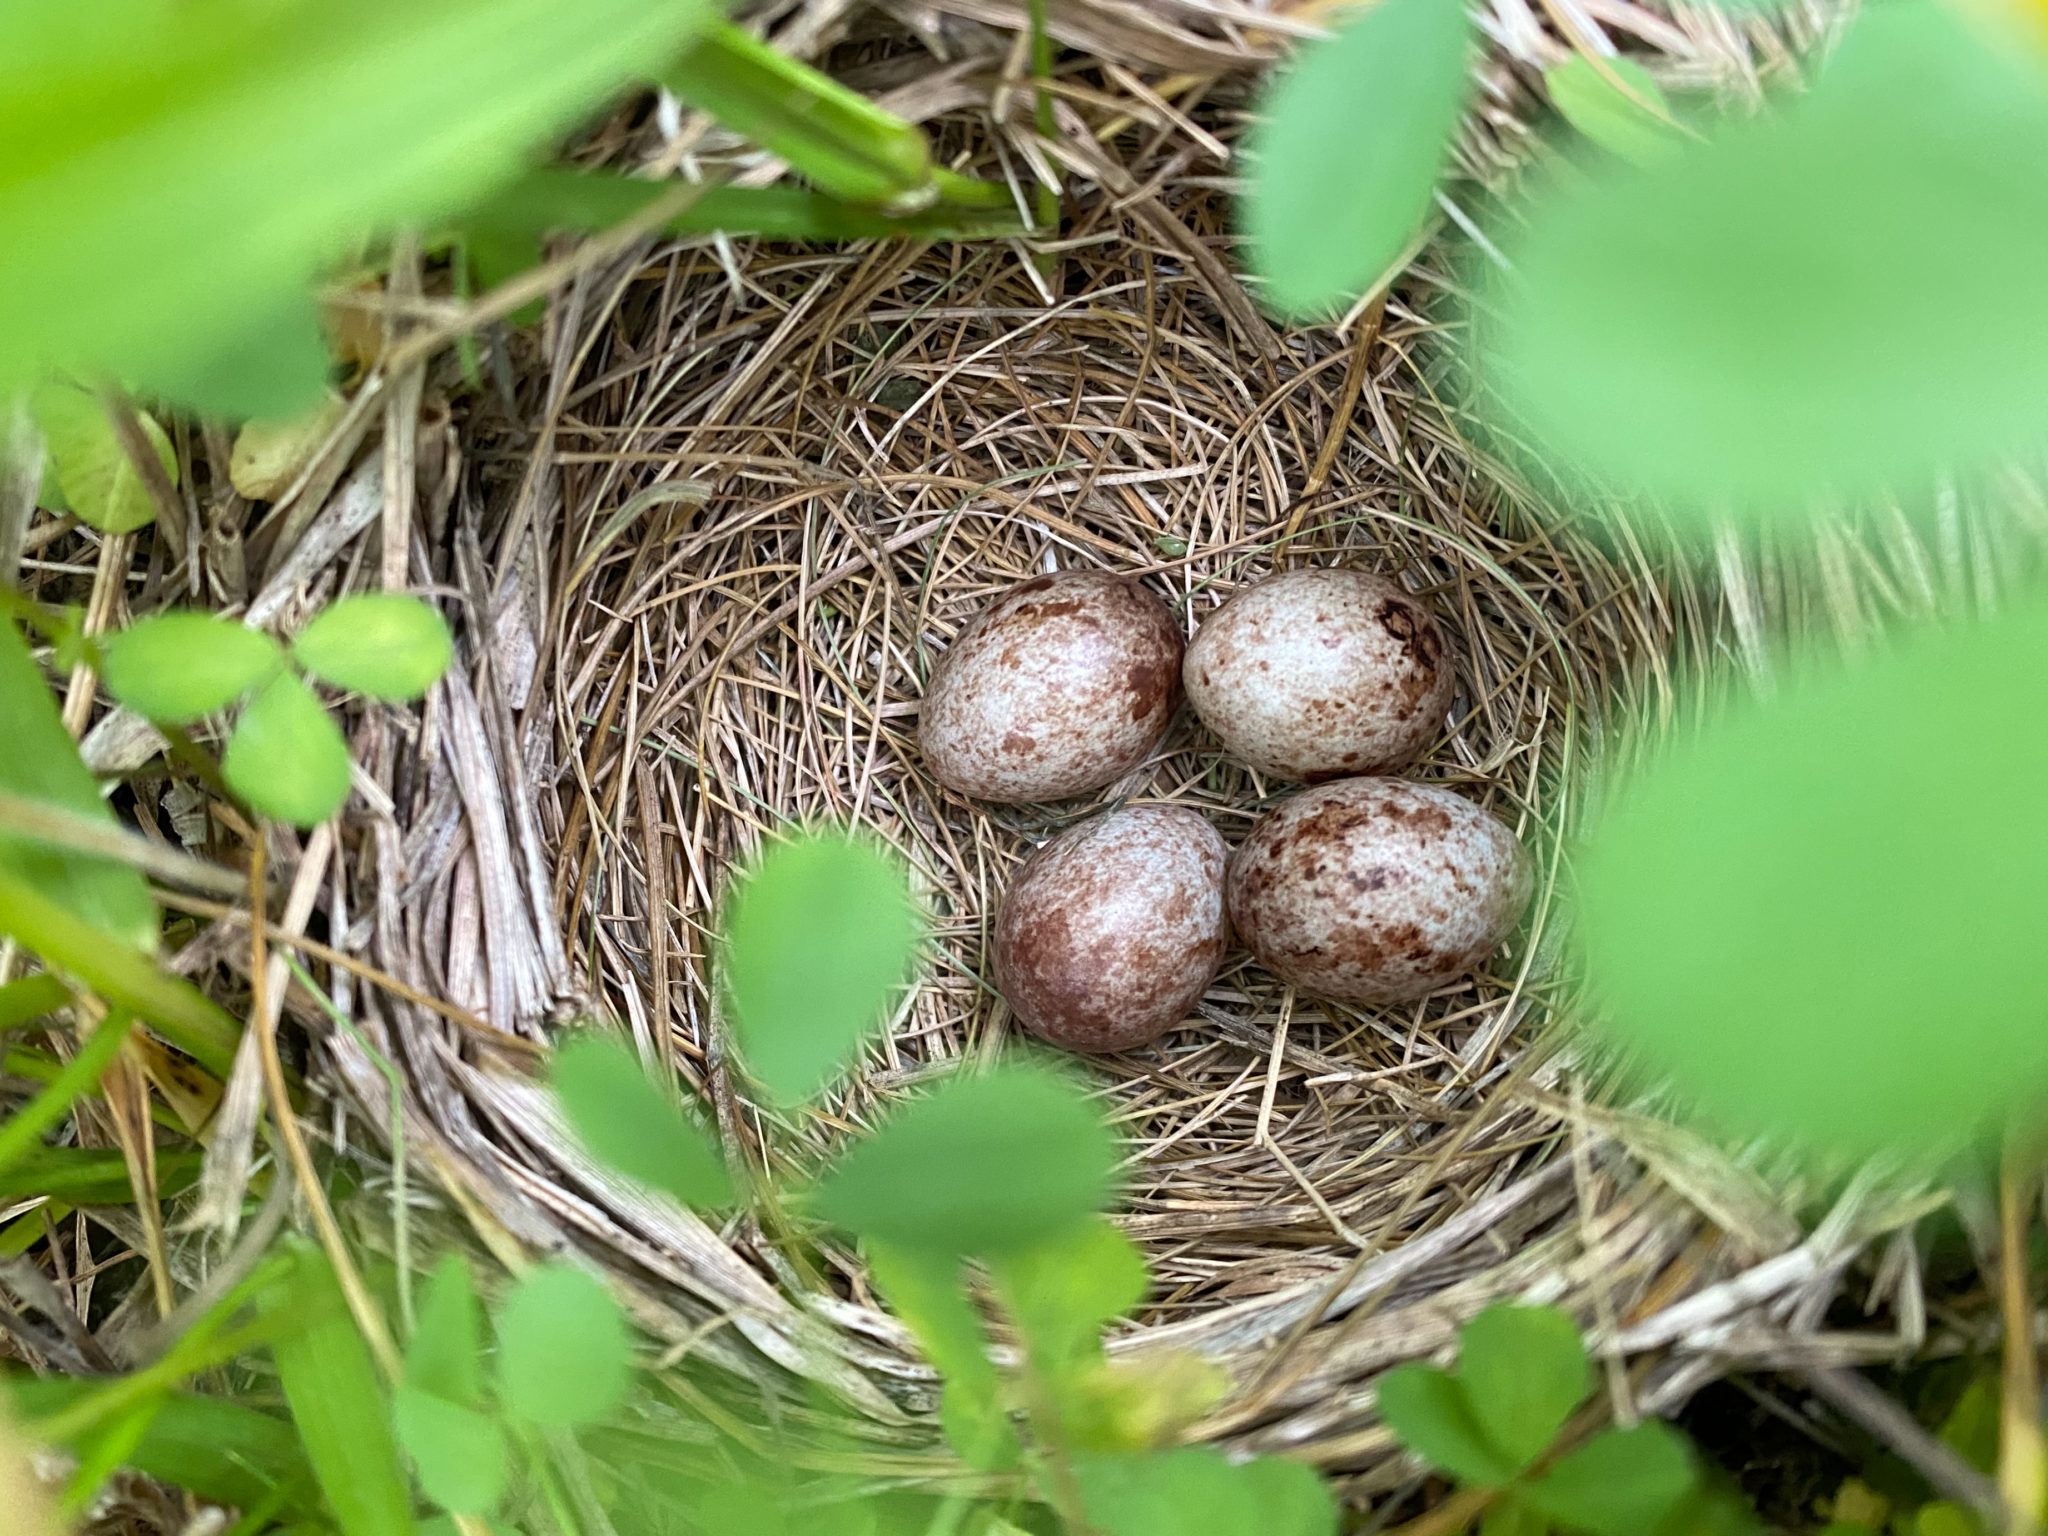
[279,0,1962,1506]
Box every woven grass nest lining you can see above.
[208,0,1951,1493]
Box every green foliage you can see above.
[552,1033,731,1207]
[720,829,920,1105]
[0,972,68,1032]
[0,0,712,403]
[813,1061,1114,1256]
[268,1253,416,1536]
[666,21,932,208]
[1577,596,2048,1159]
[405,1255,485,1407]
[0,618,157,948]
[1381,1305,1702,1536]
[1543,55,1681,167]
[1243,0,1471,316]
[1071,1445,1337,1536]
[222,671,354,827]
[392,1385,507,1515]
[30,383,175,533]
[292,595,454,703]
[1459,1305,1594,1469]
[1526,1423,1696,1536]
[864,1241,1017,1469]
[1489,0,2048,510]
[496,1263,631,1427]
[0,1010,136,1182]
[139,295,332,423]
[101,612,282,724]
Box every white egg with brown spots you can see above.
[919,572,1182,803]
[994,805,1227,1052]
[1184,567,1456,781]
[1228,778,1529,1004]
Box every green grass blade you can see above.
[0,1009,135,1182]
[666,20,930,206]
[0,973,68,1032]
[0,1146,202,1206]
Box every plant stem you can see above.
[2002,1140,2046,1535]
[1024,0,1062,255]
[1797,1366,2001,1523]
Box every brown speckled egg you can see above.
[994,805,1227,1052]
[1183,567,1456,781]
[919,572,1182,803]
[1229,778,1529,1005]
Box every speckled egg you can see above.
[919,572,1182,803]
[994,805,1227,1052]
[1183,567,1456,781]
[1228,778,1529,1005]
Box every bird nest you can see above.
[80,0,1974,1511]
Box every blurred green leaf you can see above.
[10,1378,316,1516]
[991,1217,1146,1382]
[721,829,920,1105]
[101,612,282,724]
[30,384,174,534]
[292,595,452,703]
[813,1062,1113,1256]
[553,1033,732,1207]
[1377,1363,1518,1487]
[1073,1446,1337,1536]
[137,294,331,421]
[0,1011,136,1183]
[1490,0,2048,509]
[0,0,712,395]
[405,1254,483,1407]
[0,618,156,948]
[222,672,352,827]
[1914,1504,1983,1536]
[1480,1496,1549,1536]
[269,1253,415,1536]
[1578,597,2048,1159]
[1938,1372,1999,1474]
[1527,1423,1695,1536]
[393,1384,506,1515]
[865,1241,1016,1470]
[1544,55,1682,167]
[1458,1305,1591,1470]
[1244,0,1470,316]
[497,1263,630,1427]
[0,973,68,1032]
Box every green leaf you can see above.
[990,1217,1147,1381]
[138,294,332,422]
[1072,1446,1337,1536]
[101,612,282,724]
[222,672,352,827]
[1578,596,2048,1159]
[0,1144,200,1206]
[0,0,712,397]
[552,1033,732,1207]
[1457,1305,1591,1470]
[1481,1496,1550,1536]
[496,1263,631,1427]
[720,829,920,1106]
[1914,1505,1983,1536]
[0,973,68,1032]
[813,1062,1114,1257]
[392,1385,507,1515]
[1544,55,1682,167]
[0,618,156,948]
[1490,0,2048,510]
[292,595,453,703]
[1243,0,1471,316]
[29,384,175,534]
[865,1241,1015,1470]
[1526,1423,1695,1536]
[1938,1372,1999,1475]
[10,1378,316,1516]
[405,1254,483,1408]
[1376,1363,1518,1487]
[268,1253,415,1536]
